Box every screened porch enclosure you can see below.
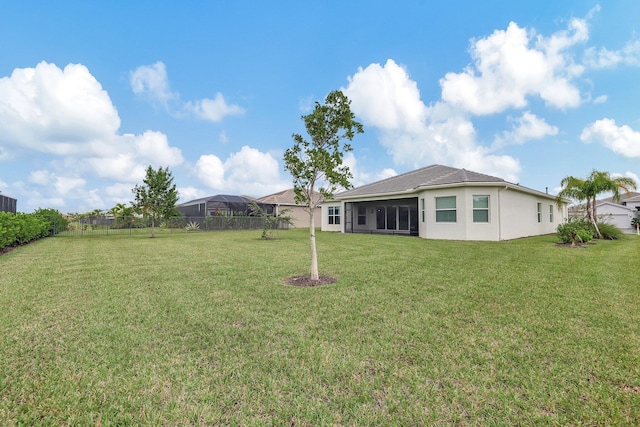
[344,197,418,236]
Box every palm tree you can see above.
[588,170,636,221]
[556,170,637,238]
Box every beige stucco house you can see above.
[321,164,567,241]
[256,188,321,228]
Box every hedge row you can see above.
[0,209,68,251]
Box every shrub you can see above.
[185,221,201,231]
[557,219,594,244]
[597,222,623,240]
[33,208,68,235]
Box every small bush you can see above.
[185,221,201,231]
[557,219,594,244]
[597,222,623,240]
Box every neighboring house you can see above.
[584,192,640,230]
[569,192,640,230]
[177,194,274,217]
[321,164,566,241]
[256,188,322,228]
[617,192,640,214]
[595,201,635,230]
[0,194,17,214]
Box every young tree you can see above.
[284,90,363,281]
[556,169,636,238]
[133,166,179,238]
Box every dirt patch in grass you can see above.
[0,242,29,257]
[555,241,596,248]
[284,275,337,287]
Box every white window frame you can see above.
[537,203,542,223]
[328,206,341,225]
[472,195,489,223]
[435,196,457,223]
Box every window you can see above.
[420,198,425,222]
[435,196,456,222]
[357,206,366,225]
[549,205,554,223]
[328,206,340,225]
[473,195,489,223]
[537,203,542,223]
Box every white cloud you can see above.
[0,60,189,213]
[440,18,586,115]
[131,62,245,123]
[195,146,289,196]
[104,183,136,204]
[184,93,245,122]
[0,61,120,155]
[177,186,206,203]
[28,170,86,196]
[592,95,607,104]
[580,118,640,158]
[584,40,640,69]
[345,59,426,132]
[491,111,558,150]
[343,59,521,181]
[342,153,398,188]
[131,130,184,166]
[195,154,225,189]
[129,61,176,106]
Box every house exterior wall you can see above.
[418,187,502,240]
[277,205,320,228]
[326,185,565,241]
[321,202,342,232]
[497,188,563,240]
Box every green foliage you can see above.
[556,169,637,239]
[185,221,201,231]
[0,210,58,249]
[284,90,364,208]
[597,222,623,240]
[0,212,19,248]
[249,202,294,239]
[132,166,179,237]
[632,217,640,228]
[556,218,594,244]
[33,208,68,235]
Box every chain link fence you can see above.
[55,216,289,237]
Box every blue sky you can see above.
[1,1,639,213]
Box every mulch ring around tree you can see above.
[284,275,337,287]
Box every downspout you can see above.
[497,185,509,240]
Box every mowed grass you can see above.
[0,229,639,425]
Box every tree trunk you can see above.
[586,199,602,239]
[309,207,319,281]
[151,216,156,238]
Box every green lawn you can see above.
[0,229,639,425]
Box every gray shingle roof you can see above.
[335,165,505,199]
